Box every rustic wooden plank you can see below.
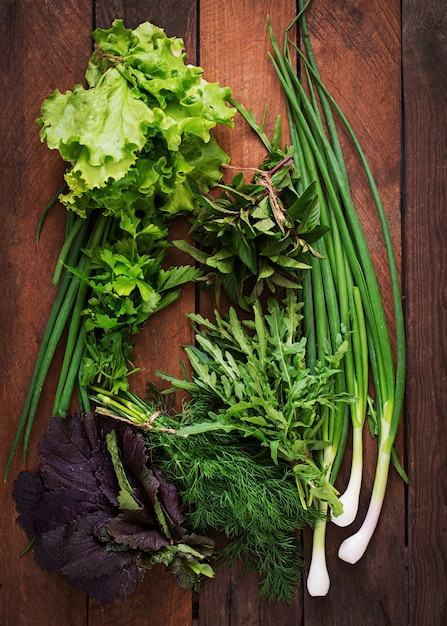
[0,1,93,625]
[88,565,193,626]
[301,2,407,625]
[199,0,296,178]
[402,1,447,624]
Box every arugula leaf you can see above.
[162,290,352,512]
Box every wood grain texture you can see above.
[2,0,445,623]
[0,2,93,624]
[199,0,296,174]
[403,1,447,625]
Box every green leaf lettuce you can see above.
[38,19,236,218]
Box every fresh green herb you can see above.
[39,20,235,219]
[175,149,328,310]
[66,210,200,397]
[157,290,352,516]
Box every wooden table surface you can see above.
[1,1,446,624]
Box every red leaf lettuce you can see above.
[12,412,214,604]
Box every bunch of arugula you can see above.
[158,289,351,516]
[6,20,235,476]
[12,411,214,604]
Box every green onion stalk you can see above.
[264,2,406,591]
[287,106,352,596]
[5,211,109,479]
[231,26,350,596]
[286,8,369,537]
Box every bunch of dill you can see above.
[142,394,322,602]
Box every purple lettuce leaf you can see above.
[67,565,145,605]
[115,427,186,537]
[13,471,98,539]
[12,411,214,604]
[35,513,145,604]
[92,443,120,508]
[38,411,103,498]
[107,509,168,551]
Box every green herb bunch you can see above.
[175,149,328,310]
[67,210,200,394]
[158,290,352,515]
[150,417,320,602]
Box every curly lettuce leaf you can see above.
[90,19,137,65]
[39,68,154,190]
[88,19,235,130]
[61,133,229,218]
[89,20,203,105]
[39,19,235,217]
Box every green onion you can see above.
[4,213,107,479]
[233,3,406,592]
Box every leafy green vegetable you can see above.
[158,290,352,514]
[175,149,328,310]
[38,19,236,219]
[67,210,200,394]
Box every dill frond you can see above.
[145,414,322,603]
